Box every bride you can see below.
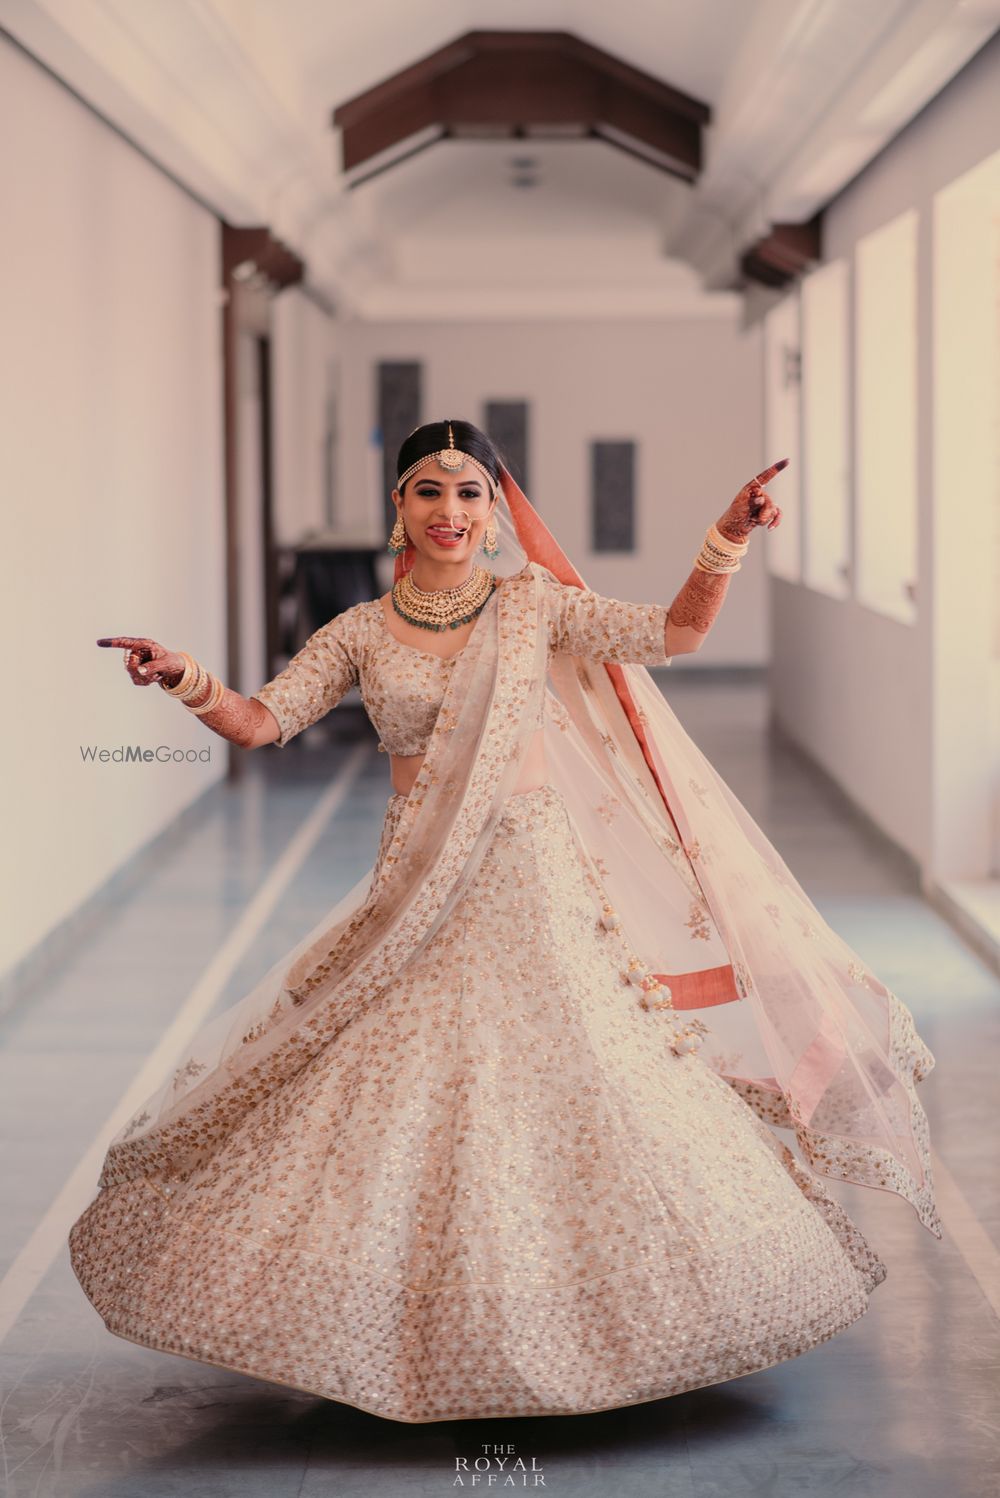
[71,418,941,1424]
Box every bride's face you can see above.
[393,460,497,566]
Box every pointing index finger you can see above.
[754,457,790,485]
[97,636,146,648]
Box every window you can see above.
[855,210,918,623]
[378,361,421,534]
[933,150,1000,878]
[591,440,636,552]
[802,259,851,598]
[484,400,530,495]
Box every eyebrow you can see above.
[412,476,482,486]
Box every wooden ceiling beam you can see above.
[739,215,822,289]
[332,30,709,183]
[222,225,304,292]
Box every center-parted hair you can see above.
[395,420,503,494]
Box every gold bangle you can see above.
[161,651,198,696]
[186,673,225,714]
[694,548,741,574]
[707,523,749,556]
[176,660,209,704]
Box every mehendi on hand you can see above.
[97,634,273,748]
[667,569,732,634]
[716,459,786,542]
[665,459,787,643]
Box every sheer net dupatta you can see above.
[595,664,941,1239]
[100,567,548,1190]
[500,465,942,1241]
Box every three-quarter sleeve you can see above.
[539,567,672,666]
[250,608,360,748]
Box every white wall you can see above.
[334,314,767,667]
[0,37,226,978]
[272,289,338,545]
[770,33,1000,877]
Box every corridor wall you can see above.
[770,32,1000,882]
[1,37,226,979]
[335,313,767,668]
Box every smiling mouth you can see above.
[426,526,465,538]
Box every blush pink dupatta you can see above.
[95,462,941,1243]
[484,464,942,1239]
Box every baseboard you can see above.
[770,711,1000,974]
[654,663,769,685]
[924,880,1000,978]
[0,775,226,1022]
[768,711,923,891]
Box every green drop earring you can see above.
[387,512,407,556]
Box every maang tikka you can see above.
[389,424,500,558]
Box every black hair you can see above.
[395,420,503,494]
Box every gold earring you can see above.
[482,518,499,558]
[388,512,407,555]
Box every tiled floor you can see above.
[1,677,997,1497]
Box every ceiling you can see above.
[279,0,757,113]
[2,0,998,318]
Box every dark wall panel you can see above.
[378,361,421,533]
[484,400,530,497]
[591,439,636,552]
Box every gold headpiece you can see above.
[397,422,500,498]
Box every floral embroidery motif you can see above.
[685,838,710,866]
[688,778,710,805]
[685,899,712,941]
[704,1048,745,1075]
[733,960,753,998]
[547,698,572,733]
[171,1057,207,1092]
[595,795,623,826]
[764,903,782,926]
[121,1109,151,1139]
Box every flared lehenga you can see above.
[70,782,886,1424]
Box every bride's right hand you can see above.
[96,635,187,688]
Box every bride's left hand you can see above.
[716,458,788,543]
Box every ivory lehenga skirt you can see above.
[69,782,886,1423]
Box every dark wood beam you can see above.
[222,225,304,291]
[740,214,823,289]
[332,30,709,183]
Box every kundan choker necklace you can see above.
[391,565,498,631]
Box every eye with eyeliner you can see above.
[416,486,483,499]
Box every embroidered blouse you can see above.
[251,566,672,754]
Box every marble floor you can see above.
[0,676,997,1498]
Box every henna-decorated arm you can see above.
[96,636,279,749]
[664,460,786,655]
